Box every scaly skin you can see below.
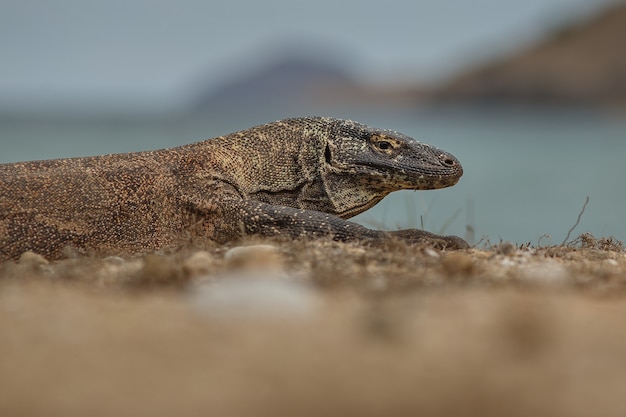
[0,117,467,260]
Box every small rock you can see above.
[189,275,319,319]
[422,247,440,259]
[102,256,126,264]
[18,251,49,266]
[519,261,569,287]
[224,244,283,272]
[183,251,214,277]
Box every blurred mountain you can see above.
[190,53,359,116]
[430,2,626,107]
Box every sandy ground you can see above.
[1,234,626,417]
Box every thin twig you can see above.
[561,196,589,245]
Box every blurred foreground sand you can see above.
[1,236,626,417]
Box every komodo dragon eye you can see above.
[369,135,400,154]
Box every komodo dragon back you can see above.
[0,117,467,261]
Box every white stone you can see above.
[519,261,569,287]
[189,273,319,320]
[224,244,283,271]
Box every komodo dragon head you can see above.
[319,117,464,218]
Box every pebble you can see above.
[102,256,126,264]
[224,244,283,272]
[422,248,440,259]
[183,251,214,277]
[189,275,319,320]
[518,261,569,287]
[18,251,49,266]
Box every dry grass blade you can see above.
[561,196,589,246]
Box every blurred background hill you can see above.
[430,1,626,107]
[1,0,625,244]
[189,46,359,118]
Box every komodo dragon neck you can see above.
[0,117,466,260]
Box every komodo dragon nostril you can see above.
[440,155,455,166]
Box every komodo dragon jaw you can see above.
[324,119,463,191]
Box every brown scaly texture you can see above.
[0,117,466,260]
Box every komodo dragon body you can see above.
[0,117,466,261]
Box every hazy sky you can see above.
[0,0,619,111]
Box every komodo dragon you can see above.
[0,117,467,261]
